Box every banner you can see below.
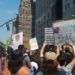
[29,38,38,50]
[53,19,75,44]
[11,32,23,50]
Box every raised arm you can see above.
[40,42,47,57]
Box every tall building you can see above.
[35,0,57,46]
[19,0,32,48]
[55,0,62,20]
[63,0,75,19]
[18,0,75,47]
[31,0,36,38]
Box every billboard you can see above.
[53,19,75,45]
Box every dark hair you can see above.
[62,44,74,53]
[65,51,74,64]
[57,51,74,66]
[43,44,57,55]
[18,45,26,53]
[57,52,66,66]
[18,45,24,50]
[43,59,58,73]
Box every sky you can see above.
[0,0,20,43]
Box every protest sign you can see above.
[29,38,38,50]
[11,32,23,50]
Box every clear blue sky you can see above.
[0,0,20,43]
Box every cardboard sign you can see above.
[29,38,38,50]
[45,28,54,44]
[11,32,23,50]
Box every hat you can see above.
[45,51,57,60]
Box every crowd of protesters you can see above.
[0,42,75,75]
[40,42,75,75]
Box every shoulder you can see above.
[23,53,28,56]
[16,66,31,75]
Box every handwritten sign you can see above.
[11,32,23,50]
[29,38,38,50]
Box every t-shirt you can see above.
[23,53,31,68]
[60,64,72,75]
[58,68,66,75]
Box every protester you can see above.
[16,66,31,75]
[15,45,31,75]
[57,47,75,75]
[7,46,23,74]
[40,42,58,58]
[43,52,58,75]
[18,45,31,69]
[0,45,11,75]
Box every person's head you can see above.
[18,45,25,53]
[43,44,57,55]
[57,51,74,66]
[61,44,74,54]
[43,52,58,72]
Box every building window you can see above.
[73,0,75,4]
[65,5,67,10]
[65,3,70,10]
[67,3,70,8]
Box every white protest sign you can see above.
[29,38,38,50]
[11,32,23,50]
[45,28,54,44]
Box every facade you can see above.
[35,0,75,46]
[19,0,57,47]
[35,0,57,46]
[55,0,62,20]
[31,0,36,38]
[19,0,32,48]
[18,0,75,47]
[63,0,75,19]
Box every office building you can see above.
[19,0,32,48]
[63,0,75,19]
[35,0,57,46]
